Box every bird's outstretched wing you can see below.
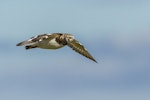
[67,39,97,63]
[16,34,52,46]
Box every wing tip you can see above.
[92,59,98,63]
[88,56,98,63]
[16,40,32,46]
[16,42,23,46]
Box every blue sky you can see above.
[0,0,150,100]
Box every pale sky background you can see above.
[0,0,150,100]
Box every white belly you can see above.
[39,38,65,49]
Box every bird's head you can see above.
[65,34,75,42]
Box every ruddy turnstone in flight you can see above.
[16,33,97,63]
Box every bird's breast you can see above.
[38,38,65,49]
[49,38,63,47]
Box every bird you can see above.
[16,33,97,63]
